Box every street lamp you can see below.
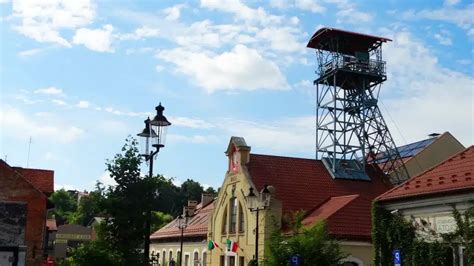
[137,103,171,264]
[177,212,189,266]
[245,185,271,266]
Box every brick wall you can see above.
[1,161,49,266]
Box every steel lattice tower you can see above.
[307,28,409,184]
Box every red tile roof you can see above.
[248,154,392,240]
[302,195,359,226]
[13,167,54,195]
[377,146,474,202]
[151,201,214,240]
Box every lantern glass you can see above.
[150,103,171,148]
[137,117,158,156]
[261,185,271,208]
[246,187,258,210]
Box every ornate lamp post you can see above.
[245,185,271,266]
[177,212,189,266]
[137,103,171,264]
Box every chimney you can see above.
[201,193,214,207]
[185,200,198,216]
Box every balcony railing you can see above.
[320,55,386,77]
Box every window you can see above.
[162,251,166,266]
[185,254,190,266]
[220,255,225,266]
[238,203,244,233]
[169,251,173,263]
[193,251,199,266]
[222,208,228,234]
[202,252,207,266]
[230,197,237,233]
[228,256,236,266]
[239,256,245,266]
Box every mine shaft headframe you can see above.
[307,27,392,55]
[307,27,409,185]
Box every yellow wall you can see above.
[150,241,208,266]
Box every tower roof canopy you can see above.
[307,27,391,54]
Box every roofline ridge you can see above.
[2,161,48,199]
[12,166,54,172]
[377,146,473,202]
[250,153,318,161]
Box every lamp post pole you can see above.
[178,213,188,266]
[137,103,171,265]
[246,185,271,266]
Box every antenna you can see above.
[27,137,32,167]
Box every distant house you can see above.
[150,194,214,266]
[0,160,54,266]
[376,146,474,265]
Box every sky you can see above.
[0,0,473,191]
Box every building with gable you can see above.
[375,132,465,180]
[376,146,474,265]
[150,194,214,266]
[0,160,54,266]
[207,137,393,266]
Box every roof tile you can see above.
[378,146,474,201]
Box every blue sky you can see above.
[1,0,473,191]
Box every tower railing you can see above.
[320,55,386,77]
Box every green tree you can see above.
[179,179,204,205]
[99,136,153,265]
[72,183,106,226]
[69,240,122,266]
[150,211,173,233]
[265,212,346,266]
[49,189,77,225]
[205,186,217,195]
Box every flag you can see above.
[208,240,220,250]
[226,239,238,252]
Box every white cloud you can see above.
[18,48,42,57]
[73,24,115,52]
[120,26,160,41]
[295,0,326,13]
[401,5,473,33]
[168,134,220,144]
[0,106,84,143]
[256,27,304,53]
[444,0,460,6]
[434,31,452,46]
[76,100,90,108]
[98,171,116,187]
[157,44,289,93]
[200,0,283,26]
[155,65,164,72]
[380,30,473,145]
[34,86,65,97]
[163,4,186,21]
[220,116,315,154]
[169,116,215,129]
[52,99,66,106]
[12,0,95,46]
[55,184,76,191]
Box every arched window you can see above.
[222,207,228,234]
[202,251,207,266]
[169,250,173,262]
[193,251,199,266]
[238,202,244,233]
[229,197,237,233]
[162,250,166,266]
